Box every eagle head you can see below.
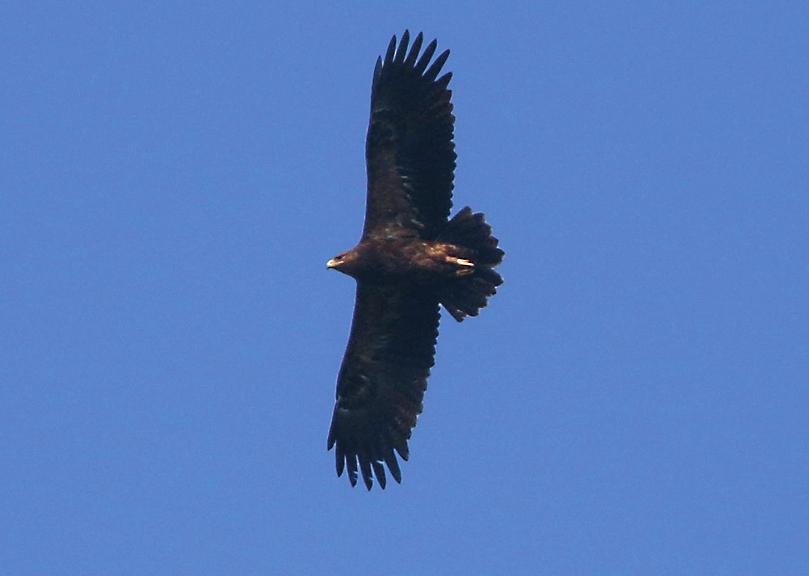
[326,248,363,276]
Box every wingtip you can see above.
[404,32,424,67]
[424,49,451,82]
[415,38,438,74]
[327,424,336,450]
[394,30,410,64]
[359,457,374,490]
[372,460,387,489]
[395,440,410,461]
[384,34,397,64]
[335,446,345,477]
[385,452,402,484]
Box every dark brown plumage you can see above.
[326,31,504,490]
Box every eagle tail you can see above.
[437,207,504,322]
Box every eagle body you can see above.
[328,238,474,283]
[326,31,504,490]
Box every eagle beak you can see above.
[326,258,339,269]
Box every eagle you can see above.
[326,31,504,490]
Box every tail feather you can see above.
[437,207,504,322]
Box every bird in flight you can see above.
[326,31,504,490]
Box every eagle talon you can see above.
[447,256,475,275]
[445,255,474,266]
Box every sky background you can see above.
[2,2,808,574]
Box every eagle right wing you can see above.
[363,31,457,241]
[327,281,440,490]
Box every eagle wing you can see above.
[363,31,457,240]
[327,281,440,489]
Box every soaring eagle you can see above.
[326,31,504,489]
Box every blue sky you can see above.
[2,2,808,574]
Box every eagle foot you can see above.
[447,256,475,276]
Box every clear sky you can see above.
[2,2,808,574]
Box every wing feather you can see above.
[423,49,450,82]
[415,39,438,75]
[327,281,440,489]
[364,31,456,240]
[384,34,397,64]
[403,32,423,67]
[393,29,409,64]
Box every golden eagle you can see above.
[326,31,504,489]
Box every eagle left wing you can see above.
[363,31,457,241]
[327,281,440,490]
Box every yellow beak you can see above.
[326,258,339,269]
